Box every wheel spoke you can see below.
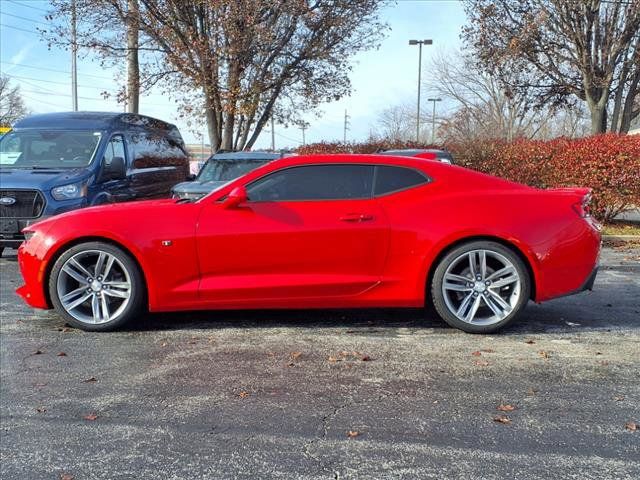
[100,295,111,321]
[91,295,101,323]
[479,250,487,279]
[62,262,90,284]
[455,293,474,319]
[103,287,130,299]
[468,252,477,277]
[94,252,106,278]
[464,294,482,323]
[61,286,86,303]
[444,273,472,292]
[487,265,516,282]
[63,292,92,311]
[483,290,512,318]
[489,273,520,289]
[102,255,115,279]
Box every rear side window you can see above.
[247,164,374,201]
[130,131,186,169]
[374,165,429,196]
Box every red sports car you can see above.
[16,154,600,333]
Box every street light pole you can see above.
[71,0,78,111]
[427,98,442,144]
[409,39,432,142]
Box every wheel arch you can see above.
[424,235,538,305]
[42,236,150,309]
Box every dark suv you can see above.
[0,112,189,255]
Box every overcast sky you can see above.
[1,0,466,148]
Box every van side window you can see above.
[130,132,185,169]
[104,135,125,164]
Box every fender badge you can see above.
[161,240,172,247]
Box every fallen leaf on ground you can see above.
[473,360,489,367]
[328,356,339,362]
[57,352,67,357]
[34,350,43,355]
[60,474,74,480]
[290,351,302,360]
[493,415,511,424]
[614,395,625,401]
[160,342,168,347]
[238,391,249,399]
[83,377,97,383]
[36,407,47,413]
[527,388,538,396]
[471,351,482,356]
[497,404,516,412]
[538,350,550,359]
[624,421,637,432]
[481,349,495,353]
[361,355,372,362]
[524,339,536,344]
[347,430,360,438]
[83,413,98,421]
[595,351,603,355]
[34,383,47,387]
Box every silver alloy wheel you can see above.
[441,249,521,326]
[56,249,132,325]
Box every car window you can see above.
[103,135,125,164]
[374,165,429,196]
[247,164,374,202]
[130,131,185,168]
[198,159,267,182]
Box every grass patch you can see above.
[602,221,640,236]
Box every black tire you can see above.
[430,240,530,333]
[0,247,4,257]
[49,241,145,331]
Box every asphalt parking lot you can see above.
[1,245,639,479]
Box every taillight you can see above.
[572,193,592,218]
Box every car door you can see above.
[88,134,135,204]
[195,164,389,306]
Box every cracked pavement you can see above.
[1,246,639,479]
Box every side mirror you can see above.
[222,185,248,209]
[102,156,126,181]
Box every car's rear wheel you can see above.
[430,241,530,333]
[49,241,144,331]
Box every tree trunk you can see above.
[619,70,640,134]
[126,0,139,113]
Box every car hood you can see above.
[172,180,227,194]
[0,167,90,191]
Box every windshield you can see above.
[0,130,102,169]
[197,159,268,182]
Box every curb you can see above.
[602,235,640,242]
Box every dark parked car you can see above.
[378,149,454,164]
[0,112,189,255]
[172,151,282,200]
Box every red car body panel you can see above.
[16,154,600,314]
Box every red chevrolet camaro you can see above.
[16,154,601,333]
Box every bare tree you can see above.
[463,0,640,134]
[375,103,429,141]
[132,0,386,151]
[426,51,548,142]
[0,76,29,126]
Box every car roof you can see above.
[12,111,178,132]
[209,151,282,161]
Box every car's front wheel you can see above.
[49,241,145,331]
[430,241,530,333]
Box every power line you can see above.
[8,73,115,90]
[0,23,37,34]
[1,61,117,81]
[6,0,50,13]
[0,12,48,26]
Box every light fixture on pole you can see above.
[409,39,433,142]
[427,98,442,144]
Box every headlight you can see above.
[23,230,36,242]
[51,182,87,200]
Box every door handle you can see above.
[339,213,375,222]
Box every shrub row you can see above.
[297,135,640,222]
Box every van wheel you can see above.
[430,241,530,333]
[48,241,145,331]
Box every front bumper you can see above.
[0,216,51,248]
